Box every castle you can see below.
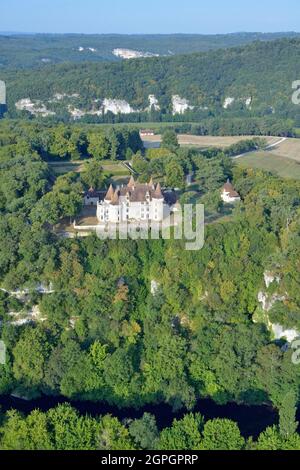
[96,177,168,223]
[83,176,240,226]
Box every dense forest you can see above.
[0,120,300,451]
[1,32,299,69]
[1,38,300,126]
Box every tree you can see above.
[87,133,110,160]
[81,160,105,189]
[30,173,83,225]
[0,409,53,450]
[158,414,203,450]
[256,426,282,450]
[165,160,185,189]
[106,129,119,160]
[162,130,179,152]
[279,391,299,439]
[97,415,135,450]
[200,419,245,450]
[47,404,98,450]
[132,152,148,175]
[12,327,51,392]
[128,413,159,449]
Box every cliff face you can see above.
[254,272,300,343]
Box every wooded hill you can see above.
[0,32,299,69]
[1,38,300,124]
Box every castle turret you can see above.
[104,184,114,202]
[111,189,120,205]
[128,176,135,189]
[148,177,154,189]
[153,182,163,199]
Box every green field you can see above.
[49,160,130,177]
[237,151,300,179]
[48,162,82,175]
[75,122,189,133]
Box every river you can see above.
[0,395,278,439]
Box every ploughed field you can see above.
[237,138,300,179]
[142,134,277,148]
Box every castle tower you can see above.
[104,184,114,202]
[128,176,135,189]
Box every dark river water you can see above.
[0,395,278,439]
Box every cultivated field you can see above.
[237,151,300,179]
[266,138,300,162]
[142,134,277,149]
[236,137,300,179]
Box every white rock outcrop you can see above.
[8,305,46,326]
[271,324,299,342]
[257,291,285,312]
[15,98,55,117]
[113,48,159,59]
[151,280,160,295]
[264,271,280,289]
[255,272,299,343]
[1,283,54,298]
[52,93,80,101]
[245,97,252,108]
[102,98,137,114]
[68,106,87,119]
[172,95,194,115]
[223,97,235,109]
[147,95,160,111]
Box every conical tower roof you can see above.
[111,189,120,205]
[128,176,135,188]
[153,182,163,199]
[148,177,154,188]
[105,184,114,201]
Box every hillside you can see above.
[1,38,300,123]
[0,32,300,69]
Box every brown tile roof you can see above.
[108,177,165,205]
[153,182,163,199]
[222,181,240,198]
[105,184,114,201]
[128,176,136,188]
[86,187,102,198]
[140,129,154,134]
[111,190,120,205]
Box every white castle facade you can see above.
[96,177,168,223]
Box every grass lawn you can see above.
[48,162,83,175]
[49,160,130,177]
[237,151,300,179]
